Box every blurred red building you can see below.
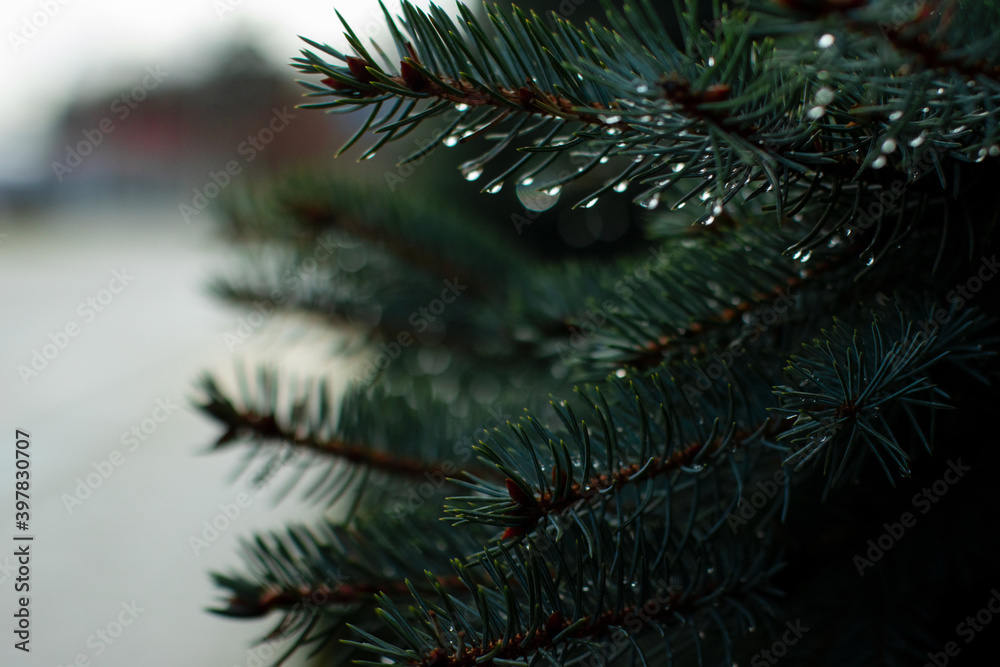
[45,41,346,198]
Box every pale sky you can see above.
[0,0,457,181]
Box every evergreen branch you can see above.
[295,1,1000,218]
[350,522,781,666]
[196,370,500,508]
[217,171,521,295]
[210,517,491,666]
[868,13,1000,83]
[772,303,994,491]
[775,0,1000,81]
[196,2,1000,664]
[447,373,788,544]
[547,214,809,374]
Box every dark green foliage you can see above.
[195,1,1000,665]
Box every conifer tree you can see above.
[200,1,1000,664]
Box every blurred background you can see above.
[0,2,443,666]
[0,0,651,664]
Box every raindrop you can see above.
[814,87,835,106]
[642,194,660,209]
[881,138,897,153]
[599,156,609,164]
[636,84,649,94]
[708,57,716,66]
[582,197,598,208]
[615,369,627,378]
[601,115,622,124]
[454,103,469,112]
[872,155,887,169]
[613,181,628,193]
[712,200,723,215]
[909,133,926,148]
[862,253,874,266]
[486,182,504,194]
[700,190,712,201]
[545,185,562,196]
[937,87,946,95]
[817,33,835,48]
[463,167,483,181]
[991,145,1000,157]
[443,135,459,147]
[672,162,686,172]
[800,250,812,263]
[807,106,825,120]
[521,177,534,186]
[605,127,622,136]
[889,110,903,121]
[703,216,715,225]
[363,153,376,160]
